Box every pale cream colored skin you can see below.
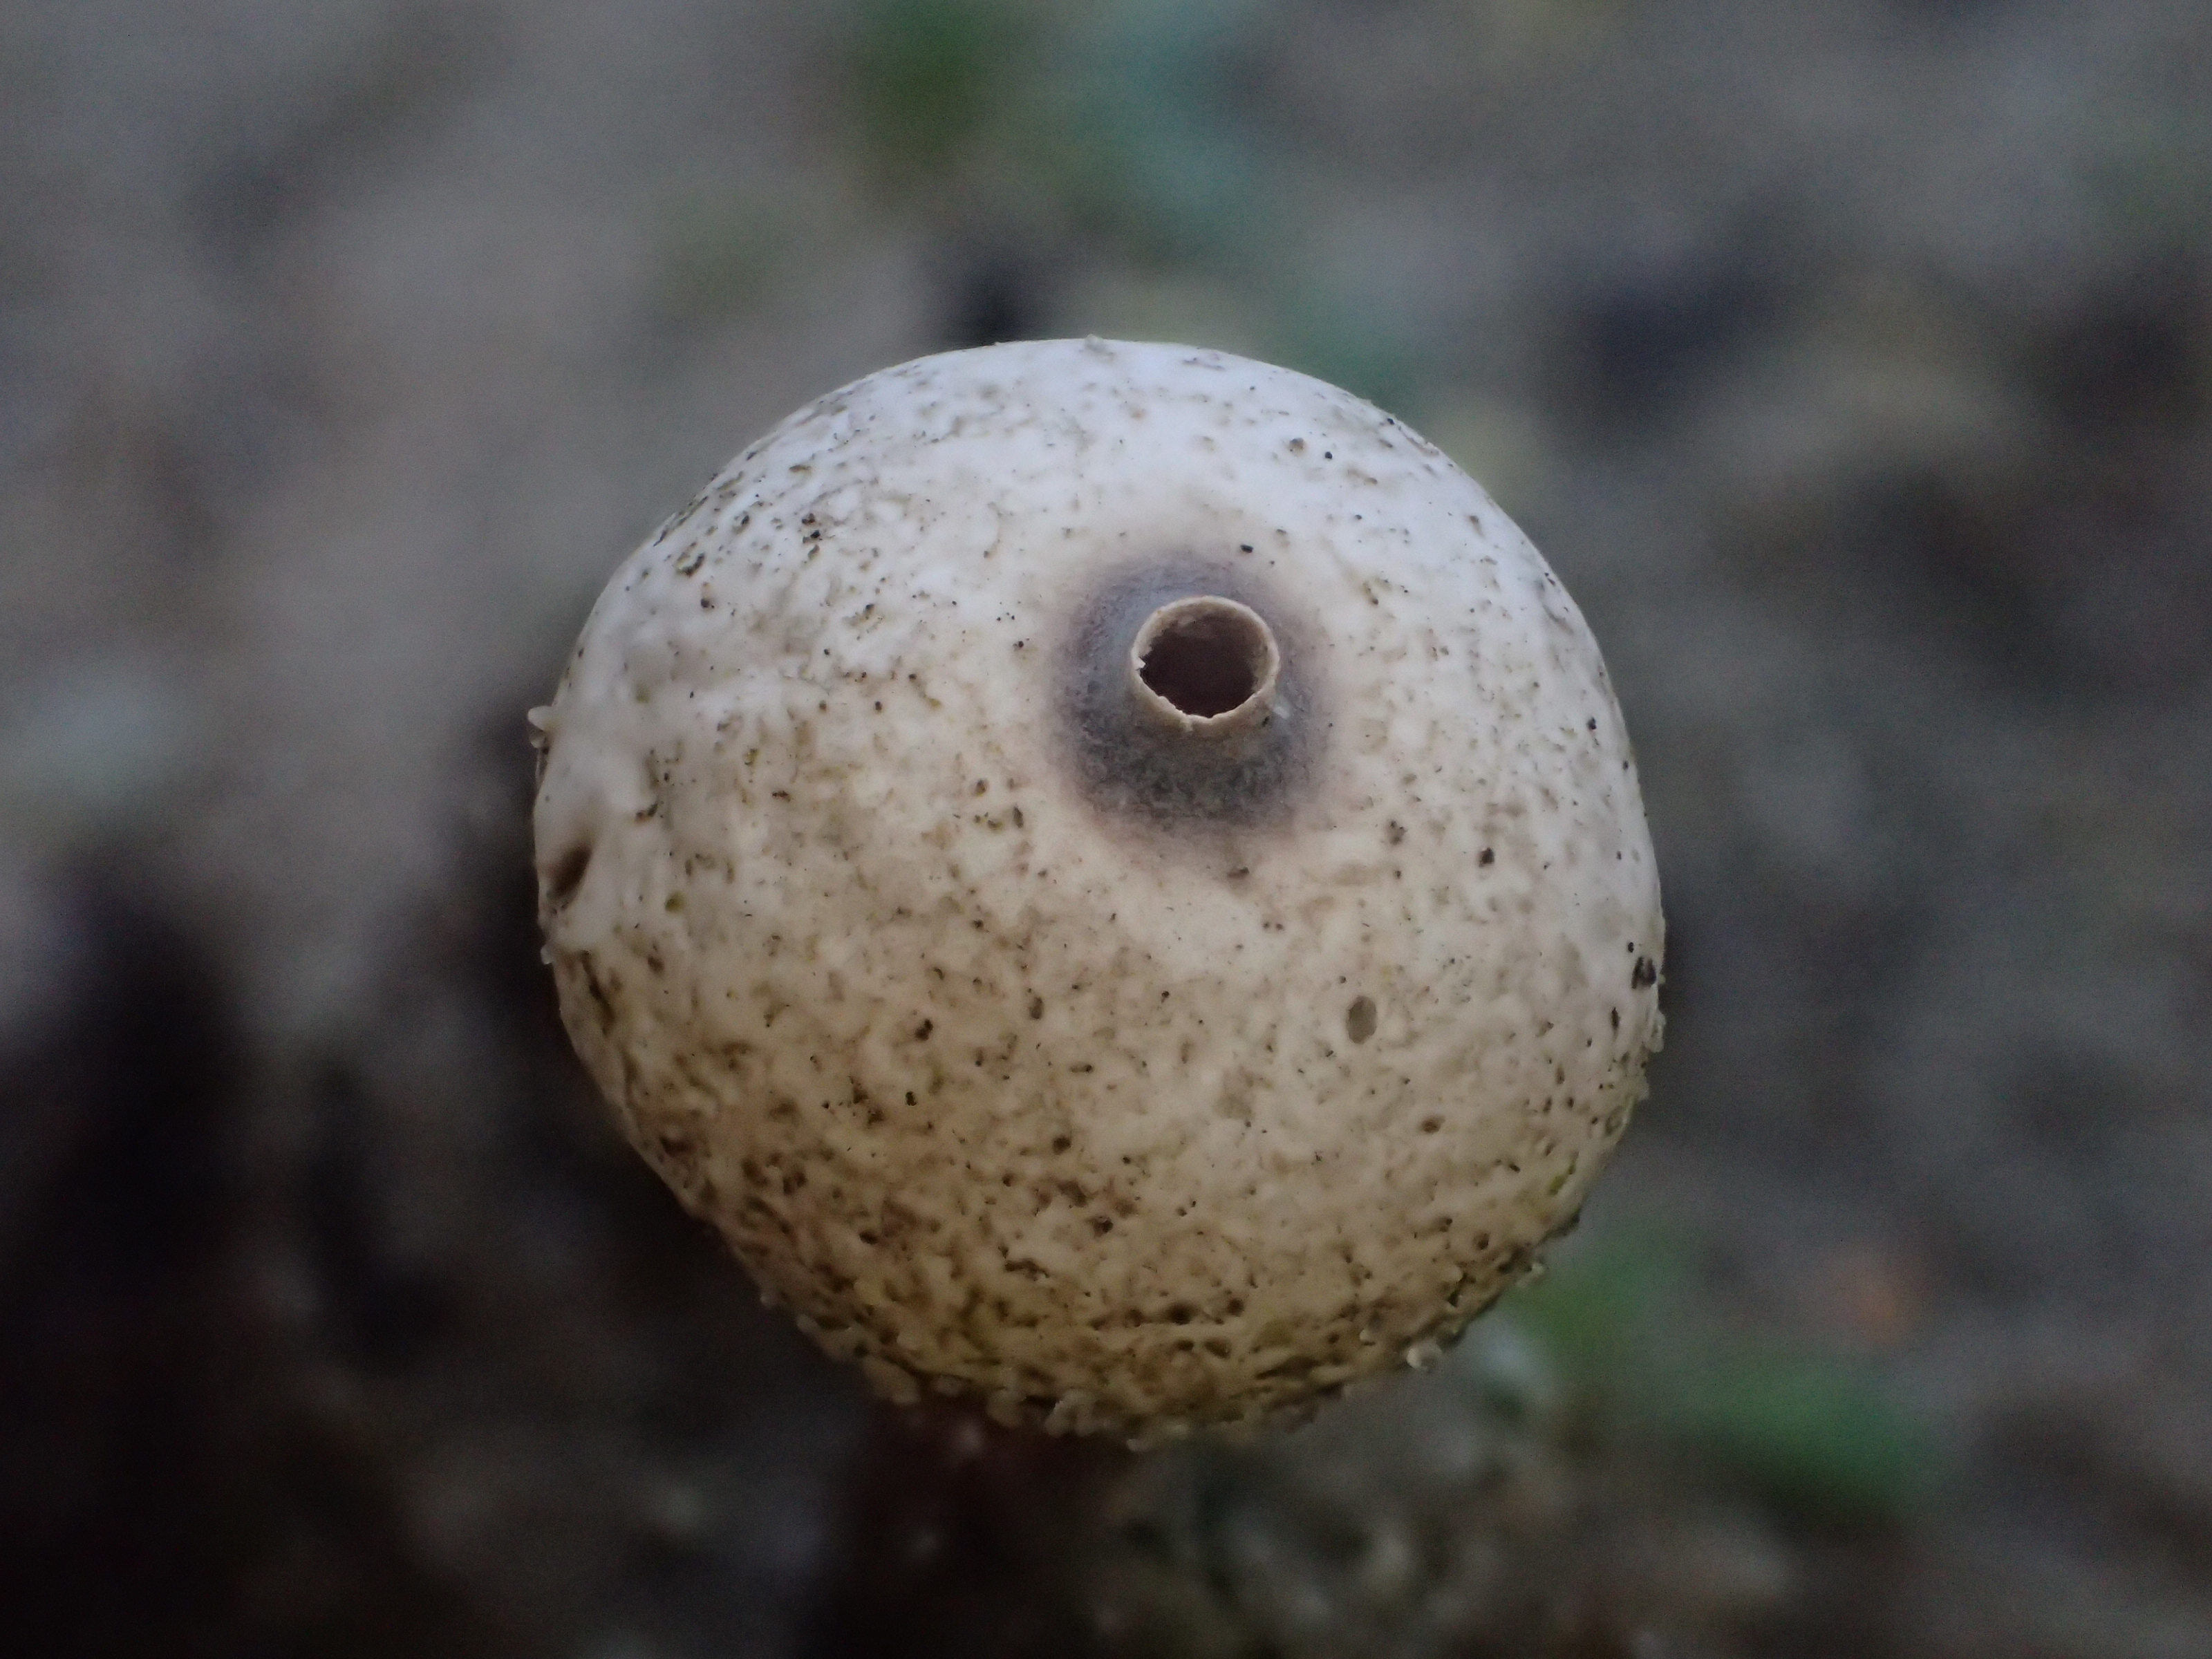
[533,339,1662,1438]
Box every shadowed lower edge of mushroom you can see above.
[706,1194,1610,1448]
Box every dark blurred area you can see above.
[3,1,2209,1654]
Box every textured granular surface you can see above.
[534,339,1663,1434]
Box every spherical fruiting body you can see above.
[532,339,1662,1436]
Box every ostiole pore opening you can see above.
[1129,596,1280,733]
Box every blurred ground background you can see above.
[3,1,2211,1654]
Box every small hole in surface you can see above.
[1345,996,1378,1043]
[1138,600,1271,718]
[546,843,592,906]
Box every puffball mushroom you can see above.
[532,338,1662,1438]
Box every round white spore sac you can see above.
[533,338,1663,1437]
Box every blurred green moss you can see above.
[830,2,1460,427]
[1038,1,1268,261]
[1507,1229,1688,1389]
[1506,1232,1942,1530]
[1669,1349,1940,1529]
[1270,294,1434,418]
[846,0,1036,181]
[835,0,1270,265]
